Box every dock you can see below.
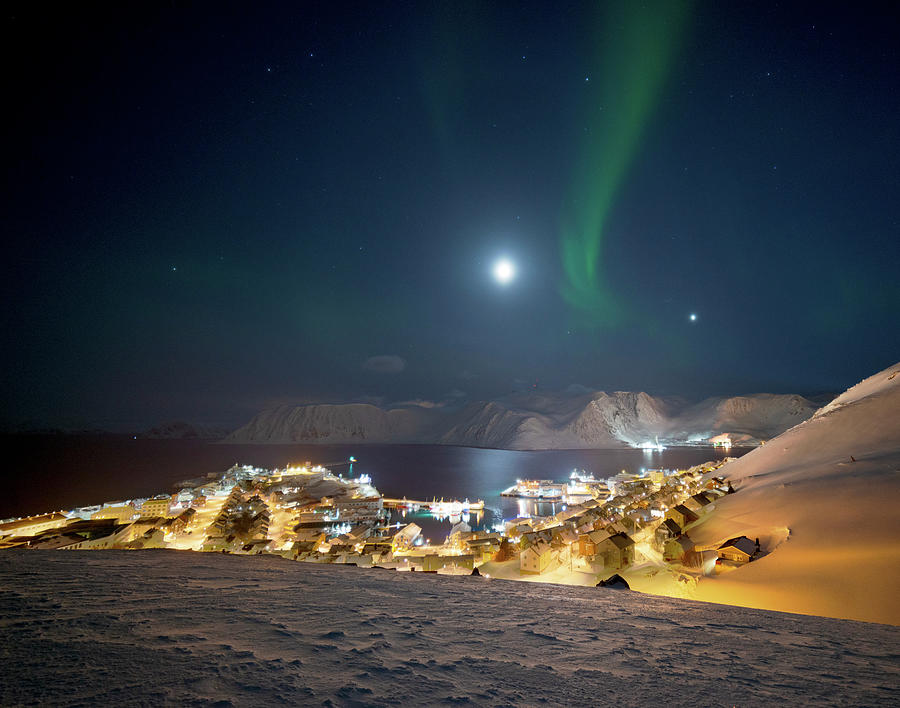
[500,485,564,500]
[382,498,485,512]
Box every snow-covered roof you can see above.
[584,529,609,544]
[670,535,694,552]
[671,504,699,522]
[660,518,682,534]
[605,533,635,549]
[718,536,756,557]
[524,541,552,556]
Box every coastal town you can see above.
[0,457,760,588]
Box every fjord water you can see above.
[2,436,748,531]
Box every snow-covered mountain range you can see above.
[225,390,819,449]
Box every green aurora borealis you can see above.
[560,1,692,328]
[5,1,899,426]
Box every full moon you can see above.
[493,258,515,285]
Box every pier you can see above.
[382,498,485,512]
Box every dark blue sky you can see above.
[4,2,898,430]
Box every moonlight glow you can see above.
[493,259,515,285]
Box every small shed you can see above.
[717,536,758,563]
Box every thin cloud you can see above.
[363,355,406,374]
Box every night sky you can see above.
[4,2,899,430]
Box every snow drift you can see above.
[1,550,896,706]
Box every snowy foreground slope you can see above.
[675,362,900,624]
[1,550,898,707]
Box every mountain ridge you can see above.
[225,390,821,449]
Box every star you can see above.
[689,313,698,322]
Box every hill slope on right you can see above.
[683,362,900,624]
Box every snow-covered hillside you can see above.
[650,361,900,624]
[565,391,674,447]
[439,400,566,449]
[669,393,816,444]
[226,403,435,443]
[226,390,819,449]
[1,550,896,706]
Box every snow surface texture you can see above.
[1,550,897,707]
[225,391,816,449]
[679,361,900,624]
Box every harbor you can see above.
[501,470,611,504]
[1,452,737,594]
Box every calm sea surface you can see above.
[1,436,751,539]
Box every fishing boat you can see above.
[502,471,610,502]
